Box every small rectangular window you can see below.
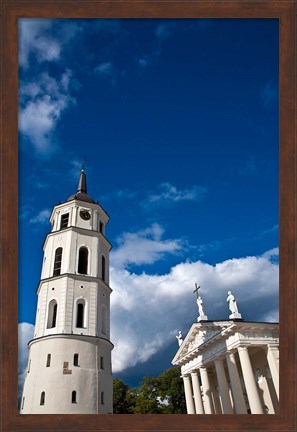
[46,354,51,367]
[21,397,25,410]
[40,392,45,405]
[60,213,69,230]
[72,390,77,403]
[101,391,104,405]
[28,359,31,373]
[74,353,79,366]
[99,221,104,234]
[100,356,104,370]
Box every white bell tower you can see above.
[21,169,113,414]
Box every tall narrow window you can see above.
[78,247,88,274]
[40,392,45,405]
[101,255,106,281]
[47,300,58,328]
[101,391,104,405]
[99,221,104,234]
[101,306,107,335]
[76,300,85,328]
[46,354,51,367]
[28,359,31,373]
[60,213,69,230]
[53,247,63,276]
[21,397,25,410]
[72,391,77,403]
[74,353,79,366]
[100,356,104,370]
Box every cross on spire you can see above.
[193,283,200,299]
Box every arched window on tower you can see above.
[53,247,63,276]
[40,392,45,405]
[73,353,79,366]
[47,300,58,328]
[101,305,107,335]
[76,300,86,328]
[46,354,51,367]
[72,391,77,403]
[78,247,88,274]
[101,255,106,281]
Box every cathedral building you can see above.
[172,290,279,415]
[20,169,113,414]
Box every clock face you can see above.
[80,209,91,221]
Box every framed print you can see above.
[1,1,296,431]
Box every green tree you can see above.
[113,378,134,414]
[113,367,186,414]
[132,377,162,414]
[158,367,187,413]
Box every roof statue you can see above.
[176,331,183,347]
[226,290,242,320]
[194,284,208,322]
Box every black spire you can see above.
[77,168,87,194]
[67,167,95,203]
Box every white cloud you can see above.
[19,71,76,153]
[144,182,207,206]
[29,208,51,224]
[110,249,279,373]
[94,62,114,75]
[18,323,35,399]
[19,19,61,69]
[111,223,182,268]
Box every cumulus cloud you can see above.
[111,223,182,268]
[18,323,35,399]
[110,248,279,373]
[19,70,76,153]
[143,182,207,207]
[29,208,51,224]
[19,19,61,69]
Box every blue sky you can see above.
[18,18,279,392]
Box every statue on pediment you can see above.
[176,331,183,347]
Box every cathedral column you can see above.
[214,359,233,413]
[191,372,204,414]
[225,352,247,413]
[200,367,214,414]
[237,346,264,414]
[266,345,279,399]
[183,375,195,414]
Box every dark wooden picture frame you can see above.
[1,1,296,431]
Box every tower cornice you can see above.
[28,333,114,350]
[37,273,113,295]
[42,225,112,251]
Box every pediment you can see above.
[172,321,232,364]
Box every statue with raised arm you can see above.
[226,291,242,319]
[176,331,183,347]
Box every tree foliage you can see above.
[113,368,186,414]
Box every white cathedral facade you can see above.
[20,169,113,414]
[172,290,279,415]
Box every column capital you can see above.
[182,374,191,379]
[237,345,248,353]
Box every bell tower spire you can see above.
[77,165,87,194]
